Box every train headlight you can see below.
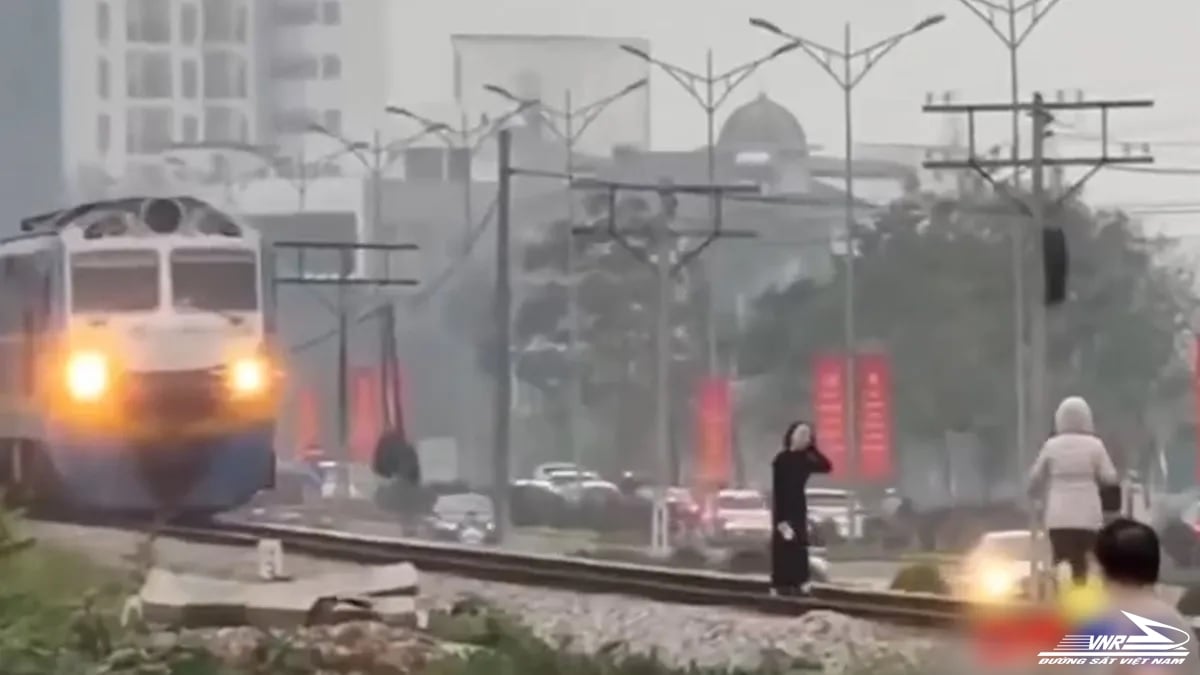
[228,356,267,396]
[968,559,1021,602]
[65,351,109,402]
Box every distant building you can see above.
[59,0,389,201]
[0,0,63,233]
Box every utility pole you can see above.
[952,0,1069,470]
[751,13,944,500]
[495,142,757,547]
[923,92,1154,599]
[492,129,514,541]
[484,79,647,469]
[568,177,757,552]
[273,241,420,497]
[619,41,798,378]
[387,102,532,236]
[307,123,447,270]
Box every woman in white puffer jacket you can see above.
[1026,396,1119,586]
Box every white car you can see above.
[704,489,772,546]
[806,487,864,540]
[532,462,587,481]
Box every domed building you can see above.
[716,93,810,157]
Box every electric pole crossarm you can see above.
[925,156,1154,170]
[924,99,1154,113]
[274,277,418,286]
[571,177,760,196]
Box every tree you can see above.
[510,192,707,472]
[740,190,1195,486]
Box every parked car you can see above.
[509,479,570,527]
[806,487,864,542]
[703,489,771,547]
[532,462,588,481]
[248,461,321,509]
[420,492,498,545]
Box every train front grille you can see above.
[124,369,224,424]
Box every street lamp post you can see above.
[307,123,448,248]
[952,0,1066,471]
[750,14,944,495]
[617,42,800,378]
[484,78,648,469]
[386,102,533,237]
[163,141,365,211]
[304,122,446,490]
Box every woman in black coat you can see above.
[771,420,832,595]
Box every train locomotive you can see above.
[0,196,281,516]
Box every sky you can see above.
[389,0,1200,236]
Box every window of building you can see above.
[180,4,198,44]
[126,106,173,154]
[202,50,247,98]
[235,5,248,41]
[203,105,247,143]
[321,55,341,79]
[182,115,199,142]
[448,147,472,183]
[404,147,446,182]
[322,109,341,134]
[97,114,111,154]
[271,109,318,134]
[127,0,171,43]
[274,1,319,26]
[270,56,319,80]
[97,2,111,42]
[97,58,110,99]
[181,60,198,98]
[202,0,247,43]
[321,1,341,24]
[126,51,173,98]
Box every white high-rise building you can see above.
[59,0,388,197]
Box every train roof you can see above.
[21,195,225,233]
[12,196,259,245]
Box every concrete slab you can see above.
[140,562,418,629]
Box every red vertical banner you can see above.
[294,385,320,460]
[812,353,848,479]
[856,352,894,483]
[694,376,732,489]
[350,367,382,464]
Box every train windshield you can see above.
[70,249,160,312]
[171,248,258,312]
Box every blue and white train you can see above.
[0,196,281,515]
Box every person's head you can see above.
[783,421,814,451]
[1054,396,1095,435]
[1094,518,1160,587]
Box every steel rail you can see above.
[153,519,991,629]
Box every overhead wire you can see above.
[286,186,564,355]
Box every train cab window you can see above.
[170,248,257,312]
[70,249,160,313]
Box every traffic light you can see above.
[1043,226,1068,305]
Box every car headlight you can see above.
[66,350,109,402]
[228,356,267,396]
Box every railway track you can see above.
[148,518,983,629]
